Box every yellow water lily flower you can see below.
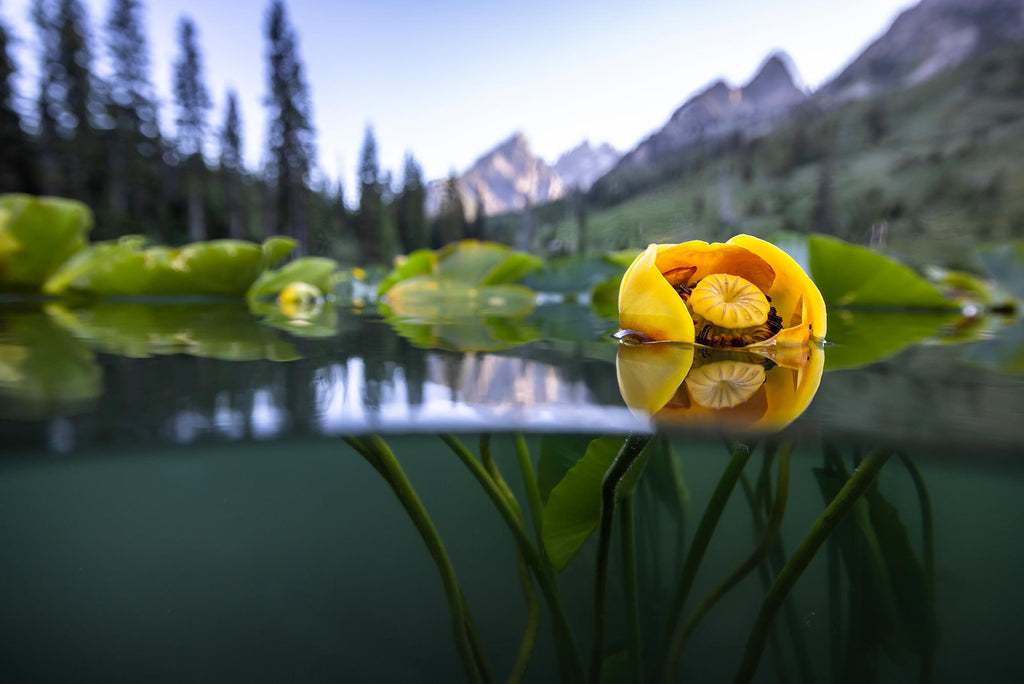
[618,235,827,346]
[277,281,324,319]
[616,342,825,433]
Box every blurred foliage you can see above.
[245,255,341,305]
[0,194,93,292]
[44,235,296,297]
[0,307,102,419]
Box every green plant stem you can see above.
[669,444,793,671]
[344,436,492,684]
[439,434,584,684]
[480,434,539,684]
[513,433,547,550]
[621,493,644,684]
[732,449,891,684]
[900,454,936,684]
[590,433,651,684]
[657,441,754,682]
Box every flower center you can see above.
[685,360,766,409]
[688,273,770,329]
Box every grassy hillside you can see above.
[489,44,1024,271]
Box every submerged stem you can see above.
[732,449,891,683]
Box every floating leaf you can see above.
[590,276,621,320]
[245,256,340,304]
[542,436,648,571]
[44,236,297,297]
[377,249,435,297]
[0,194,92,291]
[808,235,957,309]
[824,310,959,371]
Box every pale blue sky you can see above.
[3,0,915,194]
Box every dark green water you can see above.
[2,302,1024,682]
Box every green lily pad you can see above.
[46,302,300,361]
[590,276,621,320]
[542,436,648,571]
[246,256,341,305]
[44,236,297,297]
[377,249,436,297]
[379,240,543,297]
[0,307,102,419]
[0,194,93,292]
[249,298,338,339]
[824,310,959,371]
[809,235,958,309]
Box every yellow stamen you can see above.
[688,273,770,329]
[686,360,766,409]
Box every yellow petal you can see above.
[727,235,827,340]
[655,241,776,293]
[616,342,695,416]
[618,244,695,343]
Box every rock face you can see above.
[426,132,563,217]
[553,141,620,191]
[819,0,1024,105]
[614,52,807,172]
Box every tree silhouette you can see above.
[0,14,36,192]
[264,0,315,249]
[104,0,161,234]
[219,89,246,239]
[356,125,385,262]
[173,16,211,241]
[396,153,428,252]
[435,174,466,247]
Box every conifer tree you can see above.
[264,0,315,248]
[219,89,245,239]
[0,15,36,192]
[396,153,428,252]
[105,0,160,229]
[356,125,385,262]
[435,175,466,247]
[173,16,211,241]
[32,0,104,200]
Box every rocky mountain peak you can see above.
[553,140,621,191]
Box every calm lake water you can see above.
[2,301,1023,682]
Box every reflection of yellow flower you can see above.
[277,281,324,319]
[616,343,824,433]
[618,235,826,346]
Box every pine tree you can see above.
[396,153,428,252]
[219,89,245,239]
[0,15,36,192]
[435,174,466,247]
[32,0,104,200]
[356,125,385,263]
[104,0,160,232]
[173,16,211,241]
[264,0,315,248]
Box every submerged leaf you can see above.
[542,436,648,571]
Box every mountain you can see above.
[819,0,1024,105]
[613,52,807,172]
[553,141,620,191]
[426,132,563,217]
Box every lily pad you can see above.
[0,194,93,291]
[379,240,543,296]
[808,235,957,309]
[246,256,341,304]
[44,236,297,297]
[824,310,959,371]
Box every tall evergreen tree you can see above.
[219,89,245,239]
[104,0,160,231]
[435,174,466,247]
[32,0,103,200]
[356,125,384,263]
[395,153,428,252]
[173,16,211,241]
[264,0,315,248]
[0,15,36,192]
